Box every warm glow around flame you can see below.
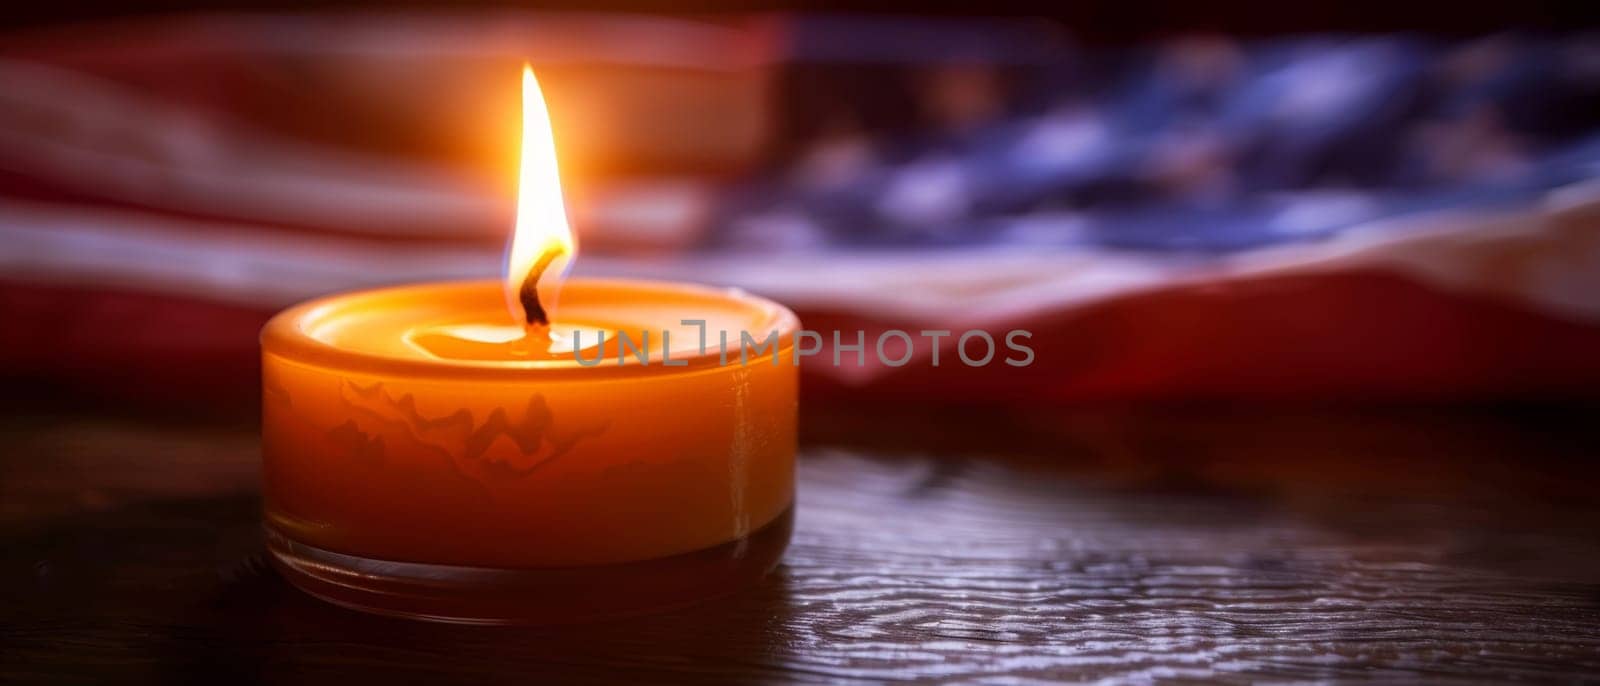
[505,64,575,324]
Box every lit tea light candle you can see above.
[260,66,798,624]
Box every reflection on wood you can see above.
[3,408,1599,682]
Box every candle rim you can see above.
[261,277,801,381]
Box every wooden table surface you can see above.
[4,404,1600,683]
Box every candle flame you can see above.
[506,64,575,328]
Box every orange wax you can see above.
[260,278,798,621]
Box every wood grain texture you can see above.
[3,407,1600,683]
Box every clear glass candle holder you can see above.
[259,279,798,623]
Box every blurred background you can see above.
[2,2,1599,415]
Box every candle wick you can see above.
[518,248,563,331]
